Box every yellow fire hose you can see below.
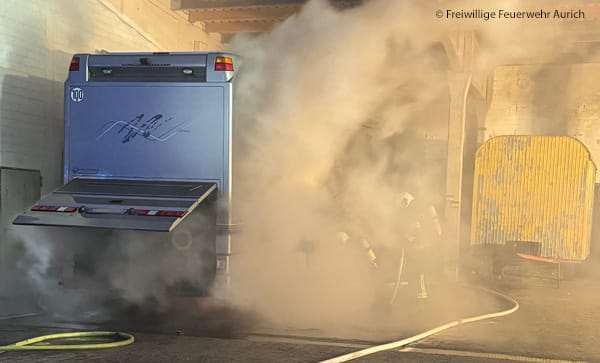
[0,331,135,352]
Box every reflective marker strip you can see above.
[31,206,57,211]
[367,249,377,262]
[157,210,186,217]
[360,239,371,249]
[137,210,186,217]
[429,206,443,238]
[31,206,77,213]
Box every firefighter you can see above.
[338,191,442,303]
[395,191,443,300]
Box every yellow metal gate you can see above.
[470,136,596,260]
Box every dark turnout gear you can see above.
[397,192,443,300]
[339,191,443,304]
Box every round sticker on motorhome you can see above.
[70,87,84,102]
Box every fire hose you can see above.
[329,222,520,362]
[320,71,480,362]
[0,330,134,352]
[319,286,519,363]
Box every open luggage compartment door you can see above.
[13,178,217,232]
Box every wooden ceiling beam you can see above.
[204,19,280,33]
[174,0,363,35]
[172,0,361,11]
[172,0,305,10]
[188,5,301,22]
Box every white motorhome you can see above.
[13,52,237,293]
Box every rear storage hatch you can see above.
[13,179,216,232]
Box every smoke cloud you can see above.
[2,0,595,341]
[226,0,588,332]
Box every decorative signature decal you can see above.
[96,114,191,143]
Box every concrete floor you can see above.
[0,260,598,363]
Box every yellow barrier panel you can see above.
[470,136,596,261]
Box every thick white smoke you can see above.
[227,0,584,330]
[3,0,590,335]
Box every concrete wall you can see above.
[0,0,220,194]
[484,63,600,181]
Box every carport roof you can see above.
[171,0,362,40]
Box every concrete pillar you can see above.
[444,72,472,279]
[443,28,493,280]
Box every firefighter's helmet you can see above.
[398,192,415,209]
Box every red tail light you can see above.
[215,63,234,71]
[69,56,80,71]
[215,56,233,71]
